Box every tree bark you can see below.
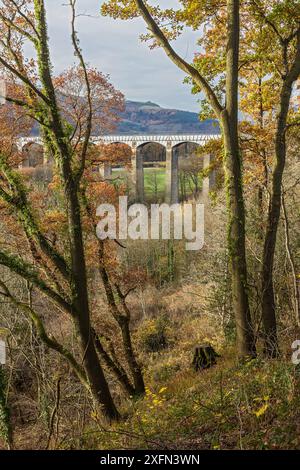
[98,254,145,396]
[33,0,120,419]
[93,329,136,397]
[133,0,256,359]
[281,191,300,327]
[117,314,145,395]
[261,31,300,356]
[67,187,120,419]
[221,0,256,358]
[82,192,145,398]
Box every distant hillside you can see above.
[116,100,219,135]
[29,99,220,136]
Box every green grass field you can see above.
[112,167,202,201]
[144,168,166,199]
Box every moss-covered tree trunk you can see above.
[261,31,300,357]
[67,188,120,419]
[33,0,119,420]
[133,0,256,359]
[220,0,256,358]
[222,120,255,358]
[97,248,145,397]
[261,80,295,356]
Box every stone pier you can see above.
[202,153,215,198]
[165,143,179,204]
[17,134,220,202]
[99,162,112,179]
[131,144,144,202]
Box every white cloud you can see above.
[43,0,201,112]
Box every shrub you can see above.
[138,316,170,353]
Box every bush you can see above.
[138,316,170,353]
[152,362,181,382]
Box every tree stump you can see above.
[192,343,220,371]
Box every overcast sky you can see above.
[44,0,201,112]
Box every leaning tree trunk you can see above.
[93,329,136,397]
[68,187,120,420]
[261,61,300,357]
[221,0,256,358]
[222,118,256,357]
[261,82,292,357]
[118,315,145,395]
[260,29,300,357]
[131,0,256,359]
[32,0,120,421]
[281,191,300,327]
[98,253,145,396]
[261,187,281,357]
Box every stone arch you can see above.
[172,142,202,201]
[133,141,167,202]
[172,141,201,162]
[21,142,44,168]
[173,141,214,199]
[105,142,132,168]
[138,141,166,166]
[98,142,132,182]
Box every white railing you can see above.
[18,134,220,150]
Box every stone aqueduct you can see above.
[17,134,220,203]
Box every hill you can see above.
[28,99,219,136]
[115,100,219,135]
